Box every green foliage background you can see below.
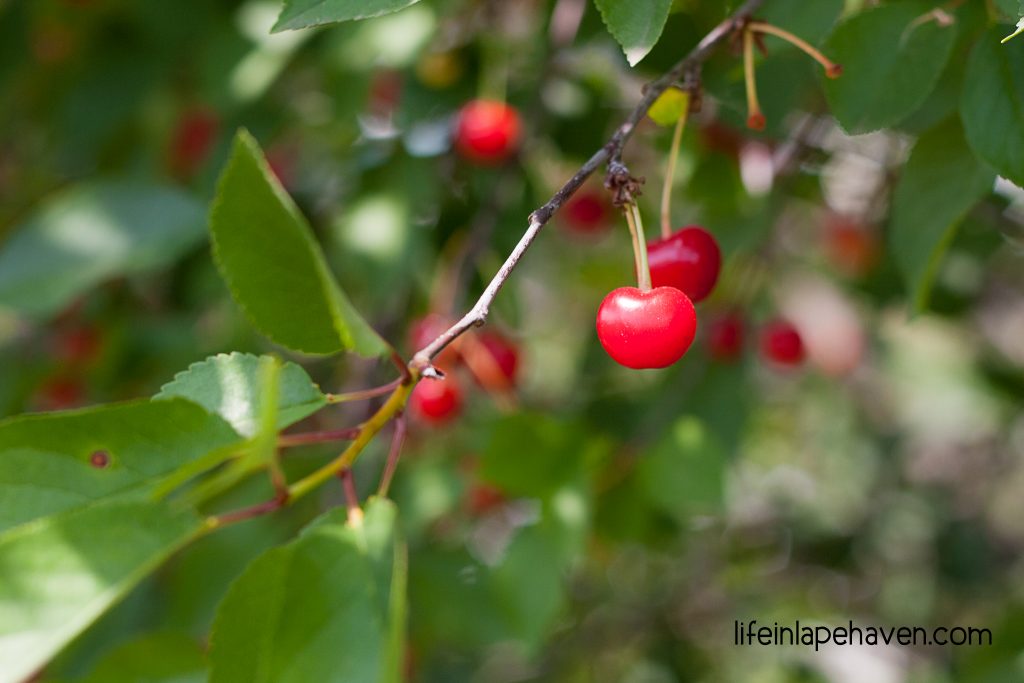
[1,0,1024,681]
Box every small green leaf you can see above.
[593,0,673,67]
[156,353,327,438]
[209,499,405,683]
[0,181,206,319]
[961,27,1024,187]
[647,88,689,127]
[823,2,957,134]
[210,130,387,357]
[636,417,726,521]
[0,399,240,533]
[889,118,995,311]
[273,0,422,32]
[80,633,207,683]
[0,500,202,683]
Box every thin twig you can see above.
[409,0,765,372]
[326,377,404,404]
[339,469,362,525]
[377,412,407,497]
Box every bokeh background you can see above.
[2,0,1024,681]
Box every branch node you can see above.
[605,162,644,207]
[421,365,446,380]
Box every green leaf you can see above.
[647,88,689,127]
[0,181,206,319]
[961,27,1024,187]
[479,413,585,499]
[636,417,726,521]
[593,0,673,67]
[156,353,327,438]
[0,399,240,533]
[80,632,207,683]
[889,118,995,311]
[0,500,202,683]
[273,0,422,32]
[759,0,843,45]
[823,2,957,134]
[209,499,405,683]
[210,130,387,357]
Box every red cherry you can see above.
[169,106,219,178]
[561,190,611,234]
[647,226,722,304]
[410,377,462,424]
[759,320,805,367]
[454,100,522,165]
[596,287,697,369]
[55,323,102,365]
[706,313,744,362]
[478,332,519,385]
[409,314,460,367]
[467,483,506,515]
[35,377,84,411]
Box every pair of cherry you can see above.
[408,315,520,424]
[707,314,805,367]
[597,226,720,369]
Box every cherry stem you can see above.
[278,427,361,448]
[624,202,652,291]
[326,378,403,404]
[339,468,363,525]
[748,22,842,77]
[377,412,407,497]
[660,110,688,240]
[743,27,765,130]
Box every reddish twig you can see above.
[377,412,407,497]
[278,427,361,448]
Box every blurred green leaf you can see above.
[0,500,201,683]
[80,632,207,683]
[889,118,995,311]
[593,0,673,66]
[637,416,726,521]
[210,130,387,357]
[0,181,206,319]
[209,499,405,683]
[0,399,240,533]
[273,0,422,32]
[823,2,957,134]
[961,27,1024,187]
[155,353,327,438]
[759,0,843,44]
[479,413,585,499]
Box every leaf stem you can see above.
[326,377,403,404]
[660,110,688,239]
[278,427,361,448]
[377,413,407,497]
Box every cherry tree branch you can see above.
[409,0,766,372]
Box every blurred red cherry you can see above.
[477,332,519,386]
[409,314,460,367]
[824,214,879,278]
[467,483,506,515]
[35,377,84,411]
[410,377,462,424]
[706,312,744,362]
[561,190,611,235]
[169,106,220,178]
[759,320,805,367]
[55,323,102,366]
[454,100,522,165]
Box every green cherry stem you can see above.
[748,22,842,78]
[660,109,688,239]
[624,202,652,291]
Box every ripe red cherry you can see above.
[647,226,722,303]
[478,332,519,385]
[706,313,744,362]
[562,190,611,235]
[596,287,697,369]
[454,100,522,165]
[410,377,462,424]
[760,320,805,367]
